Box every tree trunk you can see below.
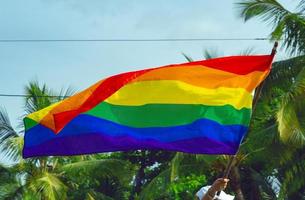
[230,166,245,200]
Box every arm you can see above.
[201,178,229,200]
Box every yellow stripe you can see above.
[27,102,60,125]
[105,80,253,109]
[26,79,104,126]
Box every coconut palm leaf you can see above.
[56,86,75,101]
[138,166,171,200]
[170,152,184,181]
[28,171,67,200]
[261,56,305,100]
[183,47,256,63]
[86,191,114,200]
[62,159,134,184]
[239,46,256,55]
[181,53,193,62]
[203,49,222,59]
[0,164,24,200]
[237,0,305,55]
[279,152,305,197]
[298,0,305,13]
[0,108,21,162]
[276,64,305,146]
[24,81,54,115]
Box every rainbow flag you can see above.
[23,55,273,158]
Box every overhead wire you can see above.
[0,37,275,98]
[0,38,272,43]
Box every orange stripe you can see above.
[39,79,104,131]
[132,65,269,92]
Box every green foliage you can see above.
[28,171,67,200]
[167,174,207,200]
[276,67,305,147]
[248,56,305,197]
[279,153,305,198]
[0,165,23,200]
[0,107,21,162]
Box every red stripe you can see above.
[184,55,273,75]
[53,69,152,132]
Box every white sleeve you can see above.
[195,185,235,200]
[196,186,211,200]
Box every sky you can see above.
[0,0,296,131]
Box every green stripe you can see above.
[24,117,39,131]
[84,102,251,128]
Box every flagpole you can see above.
[216,41,278,196]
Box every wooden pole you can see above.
[215,41,278,197]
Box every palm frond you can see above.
[2,136,23,163]
[86,192,114,200]
[0,164,23,200]
[298,0,305,13]
[203,49,222,59]
[195,154,218,163]
[236,0,305,54]
[170,152,184,181]
[28,171,67,200]
[0,107,21,162]
[237,0,288,24]
[276,65,305,146]
[22,190,40,200]
[24,81,75,115]
[139,164,208,200]
[279,156,305,197]
[56,86,75,101]
[139,167,171,200]
[181,53,194,62]
[62,159,134,184]
[0,108,18,140]
[277,101,305,146]
[261,56,305,101]
[239,46,256,55]
[0,183,23,200]
[24,81,53,114]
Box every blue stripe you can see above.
[24,114,248,148]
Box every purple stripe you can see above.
[23,133,238,158]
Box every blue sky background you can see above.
[0,0,296,131]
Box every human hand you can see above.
[208,178,229,194]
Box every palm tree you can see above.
[237,0,305,55]
[0,81,134,200]
[237,1,305,197]
[255,56,305,198]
